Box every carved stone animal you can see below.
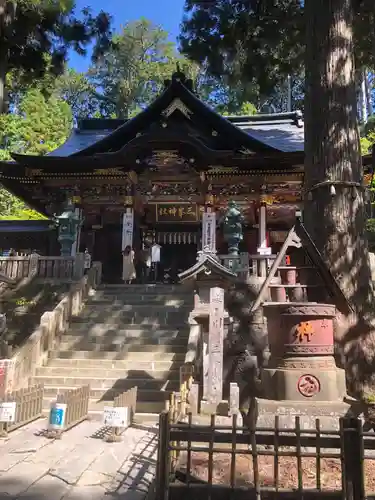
[224,281,269,407]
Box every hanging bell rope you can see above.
[303,180,364,200]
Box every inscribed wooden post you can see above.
[202,211,216,253]
[208,287,225,404]
[122,210,134,251]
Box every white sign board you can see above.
[257,246,272,256]
[103,406,129,428]
[122,211,134,251]
[202,212,216,253]
[151,244,161,263]
[0,401,16,423]
[48,402,67,430]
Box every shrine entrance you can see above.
[93,223,123,283]
[142,226,199,282]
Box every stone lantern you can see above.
[222,200,245,256]
[55,200,83,257]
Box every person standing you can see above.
[122,246,136,284]
[151,242,161,282]
[138,245,151,283]
[84,248,92,274]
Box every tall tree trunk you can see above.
[304,0,375,396]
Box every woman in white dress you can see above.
[122,246,136,284]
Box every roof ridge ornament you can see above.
[164,64,194,92]
[162,98,192,119]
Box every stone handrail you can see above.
[0,253,86,281]
[3,262,102,391]
[218,252,278,278]
[178,317,202,405]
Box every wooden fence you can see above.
[107,386,138,442]
[0,254,84,281]
[156,413,375,500]
[55,385,89,432]
[114,386,138,423]
[0,384,44,436]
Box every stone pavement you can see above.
[0,418,158,499]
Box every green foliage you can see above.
[0,87,72,219]
[0,88,72,155]
[221,101,257,116]
[0,0,112,112]
[180,0,375,95]
[86,18,199,118]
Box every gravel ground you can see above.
[177,451,375,494]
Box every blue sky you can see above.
[69,0,186,72]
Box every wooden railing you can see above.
[55,385,90,431]
[107,386,138,442]
[0,253,86,281]
[114,386,137,423]
[0,384,44,436]
[156,414,375,500]
[218,253,278,278]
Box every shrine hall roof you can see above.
[47,111,305,158]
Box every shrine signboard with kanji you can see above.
[155,203,198,223]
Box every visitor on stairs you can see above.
[122,245,136,284]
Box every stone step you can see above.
[37,365,180,378]
[58,336,189,351]
[88,296,193,306]
[98,284,190,294]
[51,345,187,359]
[70,311,189,325]
[64,325,189,338]
[60,331,188,344]
[47,352,185,367]
[81,304,192,312]
[34,376,179,391]
[42,385,173,402]
[41,397,166,417]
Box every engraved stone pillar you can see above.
[229,382,240,416]
[28,253,39,278]
[207,287,225,405]
[189,383,200,415]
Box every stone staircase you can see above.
[32,284,193,421]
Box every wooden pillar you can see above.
[71,207,82,257]
[257,200,270,277]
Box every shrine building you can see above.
[0,70,373,282]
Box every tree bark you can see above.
[304,0,375,395]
